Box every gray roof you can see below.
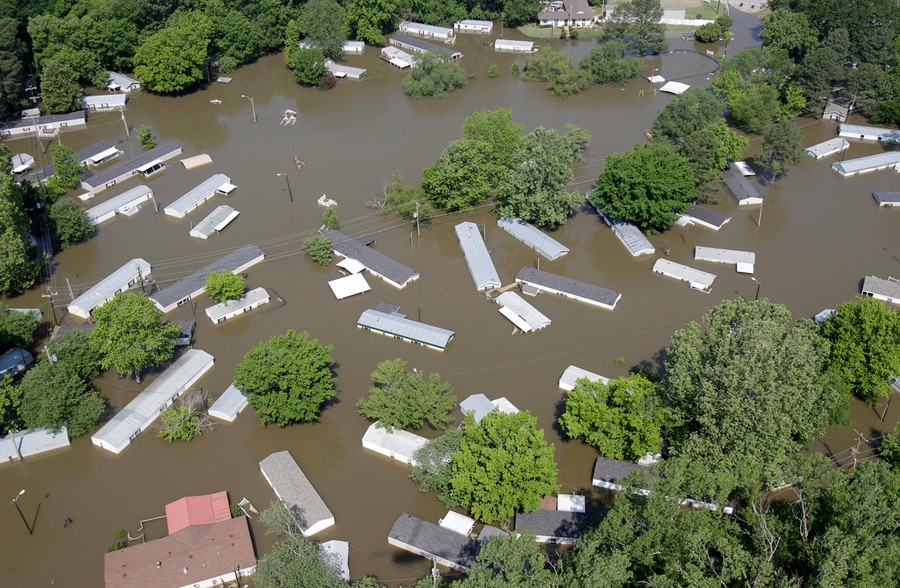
[0,110,85,132]
[150,245,264,312]
[476,525,506,542]
[514,510,589,540]
[165,174,231,217]
[873,192,900,206]
[592,457,649,484]
[805,138,849,158]
[839,123,900,143]
[259,451,334,536]
[724,164,762,203]
[68,258,151,318]
[357,308,455,349]
[189,205,239,238]
[682,204,730,229]
[497,217,569,260]
[390,34,458,57]
[516,267,621,308]
[459,393,496,423]
[455,222,501,291]
[86,184,153,225]
[831,151,900,176]
[208,383,248,422]
[388,513,481,571]
[0,426,70,461]
[25,140,115,182]
[82,142,182,190]
[862,275,900,300]
[0,347,33,379]
[106,71,140,89]
[324,230,419,288]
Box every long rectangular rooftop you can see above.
[164,174,233,218]
[652,258,716,292]
[357,308,455,351]
[454,222,500,291]
[831,151,900,177]
[91,350,214,454]
[723,164,763,205]
[873,192,900,207]
[68,258,151,319]
[838,123,900,143]
[497,217,569,260]
[388,513,482,573]
[514,510,588,544]
[361,421,428,465]
[694,246,755,273]
[805,138,849,159]
[189,205,239,239]
[24,140,116,182]
[150,244,265,313]
[259,450,335,537]
[81,142,183,191]
[495,291,551,332]
[677,204,731,230]
[324,230,419,289]
[861,275,900,303]
[516,267,622,310]
[86,185,153,225]
[558,365,609,391]
[390,34,460,58]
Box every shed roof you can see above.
[104,517,255,588]
[659,81,690,94]
[150,244,264,312]
[388,513,481,572]
[259,451,334,536]
[516,267,622,309]
[324,230,419,288]
[497,217,569,260]
[496,291,551,332]
[164,491,231,535]
[455,222,501,291]
[328,273,371,300]
[439,511,476,536]
[357,308,455,349]
[106,71,140,90]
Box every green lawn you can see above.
[517,24,604,40]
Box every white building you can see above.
[399,21,455,42]
[454,19,493,34]
[494,39,536,53]
[361,421,428,465]
[205,287,270,323]
[558,365,609,391]
[86,185,153,225]
[68,258,151,319]
[189,205,239,239]
[652,258,715,292]
[164,174,235,218]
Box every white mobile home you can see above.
[861,275,900,304]
[455,221,501,291]
[80,142,183,194]
[516,267,622,310]
[67,258,151,319]
[361,421,428,465]
[805,138,849,159]
[831,151,900,177]
[189,205,239,239]
[694,246,755,274]
[399,21,455,42]
[208,383,248,422]
[497,217,569,260]
[86,185,153,225]
[81,94,127,112]
[652,258,715,292]
[495,291,551,333]
[454,19,493,34]
[205,287,270,323]
[558,365,609,391]
[164,174,235,218]
[494,39,536,53]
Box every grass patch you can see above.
[517,24,605,40]
[684,3,722,20]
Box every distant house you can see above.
[82,94,127,112]
[324,230,419,289]
[0,111,86,140]
[104,516,256,588]
[259,450,335,537]
[399,21,455,43]
[80,142,183,194]
[494,39,536,53]
[107,71,140,93]
[454,19,493,34]
[861,275,900,304]
[538,0,595,27]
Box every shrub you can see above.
[487,65,499,79]
[510,63,520,75]
[318,73,337,90]
[137,126,155,150]
[303,235,333,265]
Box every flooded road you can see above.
[2,13,899,586]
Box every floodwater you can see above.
[2,12,899,586]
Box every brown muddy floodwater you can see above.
[2,14,899,586]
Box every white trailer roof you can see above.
[652,258,716,291]
[164,174,232,217]
[208,383,248,422]
[205,287,269,323]
[438,511,475,536]
[496,291,551,332]
[189,205,239,239]
[86,185,153,225]
[0,426,70,461]
[497,217,569,260]
[68,258,151,318]
[328,273,371,300]
[455,222,501,291]
[659,81,690,94]
[694,246,755,272]
[558,365,609,391]
[361,421,428,465]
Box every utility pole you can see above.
[414,202,420,237]
[120,109,130,138]
[850,429,867,469]
[42,288,58,326]
[66,278,74,301]
[136,263,146,293]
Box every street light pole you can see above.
[751,277,761,301]
[11,489,33,535]
[240,94,256,124]
[276,173,293,203]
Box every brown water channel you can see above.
[2,15,900,586]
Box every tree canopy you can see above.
[760,119,803,181]
[19,360,105,436]
[559,374,667,461]
[50,199,94,249]
[356,358,457,431]
[302,235,333,265]
[410,427,462,504]
[234,330,335,427]
[461,108,524,187]
[651,89,725,145]
[522,46,590,98]
[422,139,493,211]
[402,50,468,99]
[663,298,844,500]
[0,303,39,350]
[448,410,559,523]
[494,126,585,229]
[590,142,698,234]
[603,0,667,56]
[818,297,900,404]
[298,0,346,61]
[133,11,211,93]
[204,270,245,303]
[89,292,181,381]
[579,41,642,86]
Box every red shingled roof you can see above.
[164,490,231,535]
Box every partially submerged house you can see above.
[357,305,455,351]
[497,217,569,261]
[454,19,493,34]
[150,244,264,313]
[594,206,654,256]
[723,163,763,205]
[494,39,536,53]
[361,421,428,465]
[537,0,595,27]
[495,291,551,333]
[652,258,716,292]
[86,185,153,225]
[205,287,270,324]
[861,275,900,304]
[0,110,86,140]
[91,350,215,454]
[81,93,127,112]
[0,426,70,462]
[831,151,900,177]
[80,142,183,194]
[675,204,731,231]
[106,71,140,93]
[805,138,849,159]
[873,191,900,207]
[398,21,455,42]
[515,509,588,544]
[189,205,240,239]
[389,34,462,60]
[164,174,235,218]
[259,450,335,537]
[388,513,484,573]
[324,230,419,289]
[67,258,151,319]
[325,60,367,80]
[558,365,609,391]
[208,383,248,422]
[380,46,415,69]
[459,393,520,423]
[455,221,501,291]
[838,123,900,143]
[24,141,121,184]
[516,267,622,310]
[694,246,755,274]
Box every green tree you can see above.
[590,142,697,234]
[47,329,102,380]
[50,199,94,248]
[89,292,181,381]
[494,126,583,229]
[579,41,642,86]
[0,376,22,434]
[679,120,748,190]
[157,390,213,442]
[559,374,667,461]
[402,50,468,99]
[522,46,590,98]
[651,88,725,145]
[760,119,803,181]
[322,208,340,230]
[502,0,543,27]
[49,144,85,190]
[299,0,346,61]
[694,21,722,44]
[759,8,818,60]
[422,139,492,211]
[777,83,808,119]
[487,64,499,79]
[448,410,559,524]
[461,108,524,187]
[663,299,843,500]
[254,501,346,588]
[19,361,105,436]
[410,427,462,501]
[234,330,336,427]
[133,12,211,93]
[881,423,900,467]
[137,126,155,150]
[0,195,40,296]
[39,57,81,113]
[603,0,667,55]
[356,358,456,431]
[287,46,328,87]
[0,303,39,350]
[818,297,900,405]
[205,3,261,67]
[381,172,434,222]
[456,531,561,588]
[204,270,245,303]
[0,17,23,119]
[302,235,333,265]
[344,0,398,45]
